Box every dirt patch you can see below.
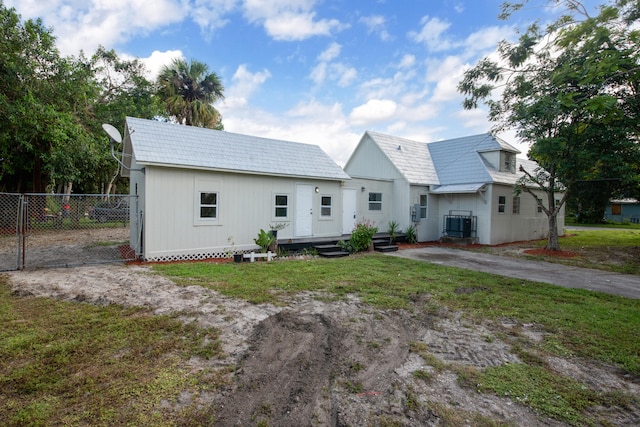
[523,248,579,258]
[5,264,639,426]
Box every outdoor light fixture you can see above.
[361,186,366,192]
[315,186,320,193]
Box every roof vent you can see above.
[397,145,402,151]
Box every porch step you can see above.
[313,244,342,253]
[318,251,350,258]
[375,245,399,252]
[371,239,388,246]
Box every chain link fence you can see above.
[0,193,138,271]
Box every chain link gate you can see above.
[0,194,139,270]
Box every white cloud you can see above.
[190,0,238,35]
[408,16,454,52]
[310,42,356,87]
[318,42,341,62]
[349,99,397,126]
[242,0,345,41]
[398,54,416,69]
[7,0,187,56]
[359,15,390,41]
[137,50,184,80]
[222,64,272,109]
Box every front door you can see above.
[295,184,313,237]
[342,188,356,234]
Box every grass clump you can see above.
[0,278,225,427]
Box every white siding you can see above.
[141,166,344,261]
[344,135,403,181]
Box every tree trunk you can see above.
[546,210,560,250]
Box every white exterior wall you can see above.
[139,166,344,261]
[435,192,489,242]
[409,185,440,242]
[346,177,394,231]
[487,184,565,245]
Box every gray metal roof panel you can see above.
[125,117,350,180]
[365,131,439,185]
[431,183,486,194]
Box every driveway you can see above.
[387,246,640,299]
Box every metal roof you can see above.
[430,183,486,194]
[364,131,439,185]
[124,117,350,181]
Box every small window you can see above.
[200,192,218,219]
[419,194,428,219]
[611,204,622,215]
[275,194,288,218]
[512,196,520,214]
[498,195,506,213]
[321,196,332,217]
[368,192,382,211]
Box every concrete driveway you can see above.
[387,246,640,299]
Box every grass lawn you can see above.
[1,228,639,426]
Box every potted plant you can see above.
[225,236,243,263]
[268,222,288,239]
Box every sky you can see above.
[7,0,603,166]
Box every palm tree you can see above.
[157,59,225,129]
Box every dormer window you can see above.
[502,152,516,173]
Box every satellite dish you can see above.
[102,123,122,143]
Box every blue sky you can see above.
[8,0,602,165]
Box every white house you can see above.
[121,117,350,262]
[344,131,565,245]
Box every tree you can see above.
[459,0,640,250]
[0,1,159,193]
[156,58,225,129]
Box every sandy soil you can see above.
[5,263,640,426]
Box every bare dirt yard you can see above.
[6,259,639,426]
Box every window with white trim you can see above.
[199,192,218,219]
[368,192,382,211]
[419,194,428,219]
[498,195,506,213]
[512,196,520,214]
[321,196,332,217]
[274,194,288,218]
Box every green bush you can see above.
[405,225,417,244]
[350,219,378,252]
[254,229,275,253]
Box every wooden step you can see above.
[313,244,342,253]
[318,251,350,258]
[375,245,399,252]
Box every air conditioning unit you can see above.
[446,217,472,238]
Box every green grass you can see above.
[154,254,640,376]
[3,241,639,426]
[0,278,226,427]
[476,228,640,274]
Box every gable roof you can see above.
[362,131,439,185]
[347,131,543,192]
[123,117,350,181]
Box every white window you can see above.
[512,196,520,214]
[419,194,428,219]
[274,194,288,218]
[498,195,506,213]
[369,192,382,211]
[199,192,218,219]
[321,196,332,217]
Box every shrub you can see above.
[254,229,275,253]
[405,225,417,244]
[350,219,378,252]
[387,220,400,244]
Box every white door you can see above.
[295,184,313,237]
[342,188,357,234]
